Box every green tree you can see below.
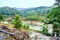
[54,0,60,6]
[26,15,39,21]
[13,15,22,29]
[47,6,60,36]
[46,0,60,36]
[0,14,4,22]
[42,24,48,35]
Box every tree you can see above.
[42,24,51,36]
[0,14,4,22]
[26,15,39,21]
[46,0,60,36]
[54,0,60,6]
[13,15,22,29]
[47,6,60,36]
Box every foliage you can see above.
[47,6,60,36]
[20,6,52,18]
[54,0,60,6]
[0,13,4,21]
[13,15,22,29]
[0,6,52,18]
[42,25,48,34]
[26,14,39,21]
[23,24,29,30]
[47,6,60,26]
[42,24,51,36]
[0,6,21,17]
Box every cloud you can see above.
[0,0,55,8]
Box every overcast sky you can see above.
[0,0,55,8]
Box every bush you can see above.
[42,27,48,34]
[0,14,4,22]
[13,15,22,29]
[42,24,51,36]
[23,24,29,30]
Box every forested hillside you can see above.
[0,6,53,17]
[0,6,20,17]
[19,6,53,17]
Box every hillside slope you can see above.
[0,6,53,17]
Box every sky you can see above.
[0,0,55,8]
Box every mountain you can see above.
[15,6,53,17]
[0,6,20,17]
[14,8,26,10]
[0,6,53,17]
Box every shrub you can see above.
[23,24,29,30]
[13,15,22,29]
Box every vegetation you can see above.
[42,25,48,34]
[0,0,60,37]
[13,14,29,30]
[26,14,39,21]
[54,0,60,6]
[39,0,60,36]
[23,24,29,30]
[0,14,4,22]
[47,6,60,36]
[46,0,60,36]
[13,15,22,29]
[1,1,60,40]
[0,6,21,18]
[20,6,52,17]
[0,6,52,18]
